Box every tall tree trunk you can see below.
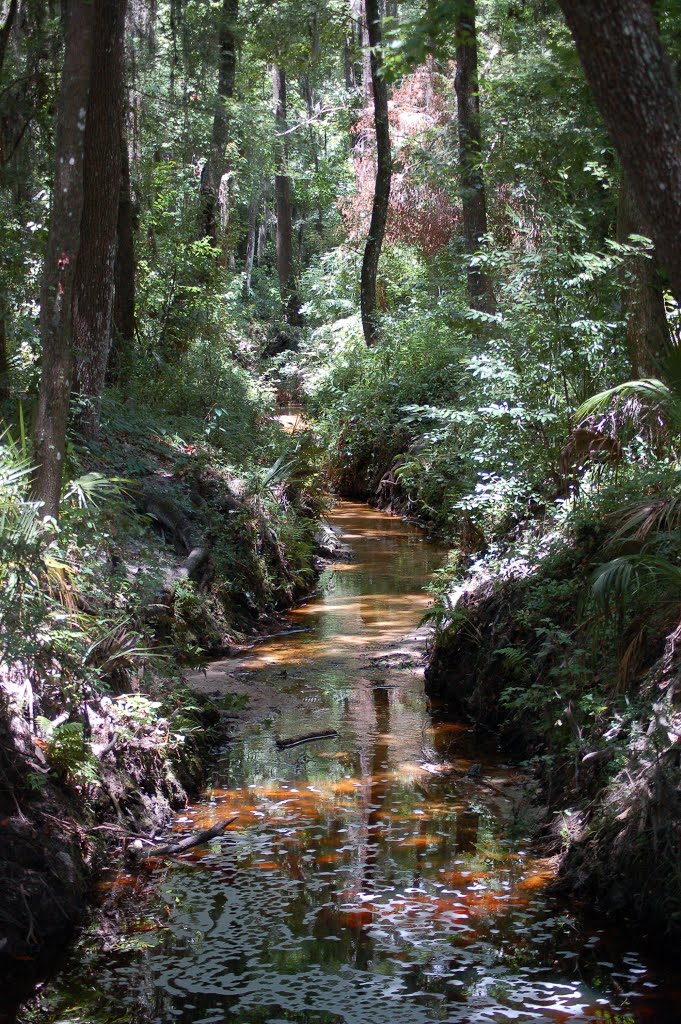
[273,65,302,325]
[360,0,391,347]
[0,0,18,75]
[558,0,681,309]
[243,190,258,297]
[617,173,670,378]
[32,0,95,518]
[110,118,137,379]
[384,1,399,23]
[71,0,127,441]
[0,309,9,402]
[454,0,495,313]
[199,0,238,246]
[343,34,355,90]
[360,0,372,101]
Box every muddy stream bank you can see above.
[17,502,681,1023]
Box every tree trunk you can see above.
[454,0,495,313]
[617,173,670,378]
[384,1,399,24]
[110,119,137,379]
[32,0,95,518]
[0,308,9,402]
[0,0,18,76]
[199,0,238,246]
[243,190,258,297]
[71,0,127,441]
[360,0,372,102]
[558,0,681,309]
[343,34,355,90]
[360,0,391,347]
[273,65,302,325]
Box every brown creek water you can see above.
[22,502,681,1023]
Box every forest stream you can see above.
[21,503,681,1024]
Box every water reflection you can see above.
[22,503,681,1024]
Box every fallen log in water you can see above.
[128,815,238,861]
[275,730,338,750]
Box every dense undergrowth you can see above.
[0,361,328,981]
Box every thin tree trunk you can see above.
[33,0,95,518]
[199,0,238,246]
[110,118,137,379]
[243,190,258,297]
[617,173,670,378]
[0,0,18,75]
[384,1,398,23]
[273,65,302,325]
[0,309,9,402]
[360,0,391,347]
[360,0,372,101]
[343,34,355,90]
[558,0,681,308]
[256,205,266,264]
[454,0,495,313]
[72,0,127,441]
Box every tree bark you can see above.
[199,0,238,247]
[243,189,258,297]
[273,65,302,326]
[71,0,127,441]
[360,0,391,347]
[110,119,137,379]
[454,0,495,313]
[558,0,681,309]
[0,0,18,76]
[32,0,95,518]
[360,0,372,102]
[0,309,9,402]
[616,173,670,378]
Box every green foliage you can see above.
[36,719,100,786]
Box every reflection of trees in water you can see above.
[454,808,480,856]
[365,685,390,882]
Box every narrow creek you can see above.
[25,502,681,1024]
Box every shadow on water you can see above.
[16,502,681,1024]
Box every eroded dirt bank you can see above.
[425,566,681,942]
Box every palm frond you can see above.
[63,472,127,509]
[575,379,672,423]
[609,493,681,543]
[592,553,681,607]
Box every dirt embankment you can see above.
[0,435,331,1015]
[425,568,681,939]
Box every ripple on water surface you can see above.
[23,503,681,1024]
